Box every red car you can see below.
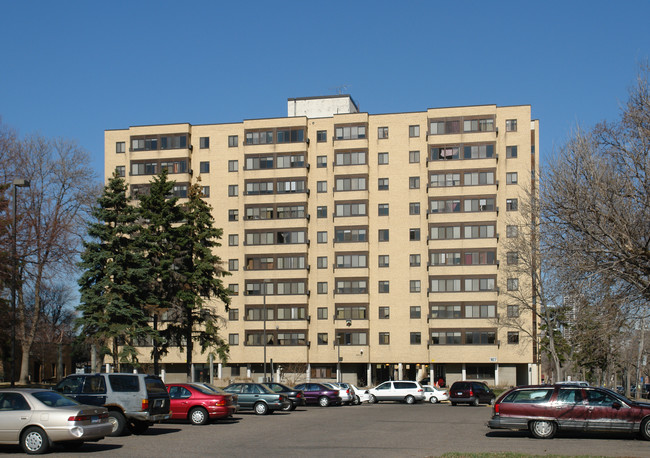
[488,384,650,440]
[166,383,237,425]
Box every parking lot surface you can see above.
[2,402,649,457]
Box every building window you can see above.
[506,146,518,158]
[116,142,125,153]
[228,308,239,321]
[507,252,519,265]
[506,119,517,132]
[506,172,518,184]
[463,118,494,132]
[410,332,421,345]
[410,281,421,293]
[335,125,366,140]
[317,231,327,243]
[317,256,328,269]
[200,161,210,173]
[378,203,389,216]
[317,206,327,218]
[228,135,238,147]
[379,307,390,319]
[378,229,389,242]
[378,281,390,293]
[317,307,328,320]
[228,259,239,271]
[200,137,210,149]
[228,185,238,197]
[507,332,519,344]
[317,282,328,294]
[506,225,519,238]
[317,181,327,193]
[409,125,420,137]
[378,127,389,139]
[378,255,389,267]
[378,178,389,190]
[201,186,210,197]
[409,150,420,163]
[228,334,239,346]
[318,333,328,345]
[115,166,125,177]
[317,155,327,168]
[409,202,420,215]
[228,210,239,222]
[379,332,390,345]
[409,228,420,241]
[228,160,238,172]
[507,305,519,318]
[317,130,327,142]
[228,284,239,295]
[228,234,239,246]
[409,177,420,189]
[378,152,389,164]
[409,254,421,267]
[507,278,519,291]
[172,185,188,198]
[506,199,518,211]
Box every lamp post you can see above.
[262,281,268,383]
[336,334,341,383]
[10,179,30,387]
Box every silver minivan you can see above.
[367,380,425,404]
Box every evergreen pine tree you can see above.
[77,173,153,370]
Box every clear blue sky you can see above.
[2,1,649,178]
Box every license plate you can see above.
[91,416,100,424]
[457,392,463,395]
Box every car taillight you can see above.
[469,390,473,397]
[418,389,423,392]
[215,399,226,406]
[296,393,302,398]
[68,415,90,421]
[494,403,500,415]
[346,389,350,395]
[142,399,149,410]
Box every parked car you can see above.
[348,384,370,403]
[323,382,355,405]
[423,385,449,403]
[449,381,495,406]
[336,382,359,405]
[367,381,425,404]
[488,384,650,440]
[223,383,289,415]
[166,383,237,425]
[0,388,112,454]
[264,383,306,411]
[54,373,171,436]
[294,383,342,407]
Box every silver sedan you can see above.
[0,388,112,454]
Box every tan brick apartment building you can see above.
[105,95,539,387]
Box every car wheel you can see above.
[318,396,330,407]
[530,420,557,439]
[640,418,650,440]
[369,394,377,404]
[254,402,269,415]
[189,407,209,425]
[21,427,50,455]
[128,419,149,434]
[430,396,438,404]
[354,395,361,405]
[405,395,415,404]
[107,410,127,437]
[472,397,479,406]
[281,401,294,411]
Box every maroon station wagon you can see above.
[488,384,650,440]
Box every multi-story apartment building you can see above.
[105,95,539,387]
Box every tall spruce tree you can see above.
[137,169,186,374]
[172,181,231,381]
[77,173,153,370]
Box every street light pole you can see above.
[10,179,30,387]
[337,335,341,383]
[262,282,267,383]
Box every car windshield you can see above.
[32,391,79,407]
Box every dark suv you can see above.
[449,381,495,406]
[54,373,171,436]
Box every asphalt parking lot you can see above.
[2,402,649,457]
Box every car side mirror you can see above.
[612,401,621,410]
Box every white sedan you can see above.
[423,385,449,403]
[348,384,371,403]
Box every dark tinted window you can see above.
[32,391,78,407]
[394,382,416,389]
[82,375,106,394]
[145,376,168,395]
[55,376,84,394]
[451,382,470,390]
[0,393,30,410]
[109,375,140,392]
